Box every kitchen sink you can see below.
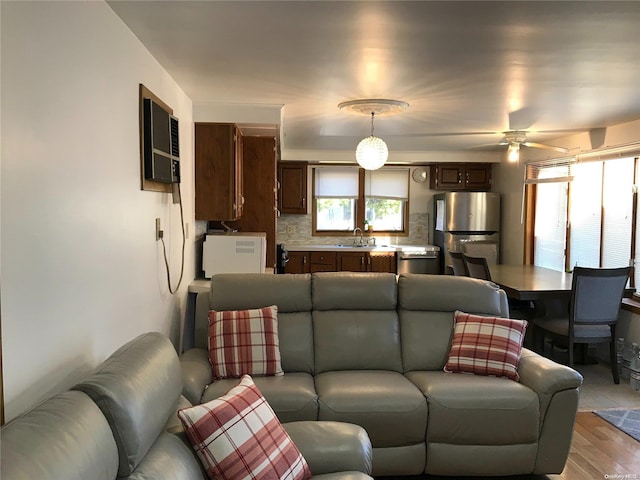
[334,243,367,248]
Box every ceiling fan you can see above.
[489,130,569,162]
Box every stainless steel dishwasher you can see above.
[396,246,441,274]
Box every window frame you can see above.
[525,155,639,294]
[312,167,410,236]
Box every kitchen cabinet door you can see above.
[227,136,277,268]
[429,163,492,191]
[464,164,492,190]
[195,123,244,220]
[369,252,397,273]
[278,162,307,214]
[285,251,310,273]
[337,252,368,272]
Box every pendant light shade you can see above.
[356,134,388,170]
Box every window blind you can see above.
[314,167,359,198]
[364,168,409,200]
[525,156,576,184]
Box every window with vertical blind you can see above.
[528,150,638,291]
[313,166,409,234]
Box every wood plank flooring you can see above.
[378,413,639,480]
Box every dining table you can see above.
[488,264,574,302]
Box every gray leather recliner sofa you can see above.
[181,272,584,477]
[1,332,373,480]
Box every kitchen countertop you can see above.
[286,244,439,253]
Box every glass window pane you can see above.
[534,182,568,271]
[365,198,404,231]
[569,162,602,268]
[316,198,355,231]
[602,158,634,268]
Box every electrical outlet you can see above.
[155,218,162,241]
[287,225,295,234]
[415,225,425,237]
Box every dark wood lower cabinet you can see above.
[285,250,396,274]
[284,252,310,273]
[337,252,368,272]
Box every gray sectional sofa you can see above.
[181,272,584,477]
[2,332,373,480]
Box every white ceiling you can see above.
[109,1,640,160]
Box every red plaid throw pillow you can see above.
[177,375,312,480]
[208,305,283,380]
[444,311,527,381]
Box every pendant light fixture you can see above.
[338,99,408,170]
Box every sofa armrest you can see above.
[518,348,583,416]
[180,348,212,405]
[283,421,372,476]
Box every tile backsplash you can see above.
[277,212,431,247]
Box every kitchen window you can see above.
[527,150,640,292]
[313,166,409,234]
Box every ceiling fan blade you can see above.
[394,131,497,138]
[522,141,569,153]
[508,107,538,131]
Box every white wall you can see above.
[1,1,195,421]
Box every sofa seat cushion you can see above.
[405,371,539,445]
[315,370,427,448]
[202,372,318,423]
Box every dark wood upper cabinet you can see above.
[227,136,277,268]
[278,162,307,214]
[429,163,492,191]
[195,123,243,220]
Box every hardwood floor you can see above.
[378,413,639,480]
[552,412,640,480]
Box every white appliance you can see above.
[203,233,266,278]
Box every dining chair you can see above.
[463,254,492,280]
[448,251,468,276]
[533,266,631,384]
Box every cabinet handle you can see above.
[361,256,365,265]
[302,257,307,264]
[301,198,306,208]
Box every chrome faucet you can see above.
[353,227,364,246]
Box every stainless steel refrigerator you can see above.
[433,192,500,273]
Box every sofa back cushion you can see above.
[398,274,510,372]
[207,273,314,374]
[312,273,402,373]
[1,390,119,480]
[72,332,183,477]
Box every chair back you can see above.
[571,266,630,326]
[448,251,468,276]
[463,254,492,280]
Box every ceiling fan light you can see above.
[356,135,388,170]
[508,142,520,162]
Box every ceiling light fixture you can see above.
[507,142,520,162]
[338,99,408,170]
